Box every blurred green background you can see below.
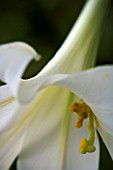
[0,0,113,169]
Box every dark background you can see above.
[0,0,113,169]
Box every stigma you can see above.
[70,100,97,154]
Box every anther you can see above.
[86,145,96,153]
[70,102,79,113]
[79,138,87,154]
[70,101,89,128]
[78,103,89,119]
[79,138,96,154]
[80,138,87,148]
[76,117,83,128]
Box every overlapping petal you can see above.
[18,66,113,114]
[0,42,40,95]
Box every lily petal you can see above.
[0,42,40,95]
[38,0,108,76]
[17,87,71,170]
[0,87,45,169]
[0,84,43,132]
[17,87,99,170]
[0,85,18,132]
[0,124,27,170]
[0,85,13,103]
[18,65,113,104]
[98,124,113,159]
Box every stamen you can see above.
[70,100,96,154]
[80,111,96,154]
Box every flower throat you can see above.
[70,100,97,154]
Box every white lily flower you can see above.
[0,0,110,170]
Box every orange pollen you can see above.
[70,101,89,119]
[80,138,87,148]
[76,118,83,128]
[70,102,79,113]
[70,101,90,128]
[78,103,89,118]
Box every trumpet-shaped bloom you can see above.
[0,0,111,170]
